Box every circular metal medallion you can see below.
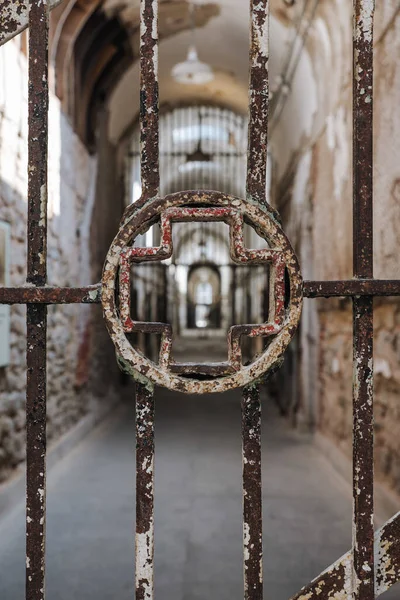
[102,191,303,394]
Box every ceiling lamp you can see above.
[171,3,214,85]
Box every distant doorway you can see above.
[187,264,221,330]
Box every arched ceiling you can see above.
[45,0,322,160]
[106,0,320,177]
[1,0,350,175]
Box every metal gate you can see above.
[0,0,400,599]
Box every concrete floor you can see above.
[0,383,398,599]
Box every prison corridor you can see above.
[0,385,397,600]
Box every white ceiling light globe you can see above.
[171,46,214,85]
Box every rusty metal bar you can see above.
[243,2,268,592]
[242,384,263,600]
[26,305,47,600]
[289,511,400,600]
[352,0,375,598]
[231,265,237,324]
[0,0,61,48]
[26,0,49,598]
[353,3,374,280]
[304,279,400,297]
[246,0,268,205]
[140,0,159,199]
[4,279,400,306]
[352,296,374,597]
[135,382,155,600]
[0,285,102,304]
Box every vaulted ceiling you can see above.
[0,0,352,174]
[45,0,323,155]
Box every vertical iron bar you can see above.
[228,109,232,195]
[353,0,374,278]
[199,106,203,189]
[140,0,159,199]
[242,1,267,596]
[135,383,155,600]
[246,0,269,206]
[26,0,49,598]
[179,107,183,191]
[352,0,375,598]
[242,384,263,600]
[26,305,47,600]
[231,265,237,325]
[216,108,221,193]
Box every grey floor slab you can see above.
[0,387,398,600]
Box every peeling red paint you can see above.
[102,191,303,394]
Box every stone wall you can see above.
[0,38,119,483]
[293,0,400,493]
[266,0,400,493]
[319,300,400,494]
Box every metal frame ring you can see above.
[101,190,303,394]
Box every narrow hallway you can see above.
[1,387,390,600]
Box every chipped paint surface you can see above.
[0,0,27,43]
[375,511,400,595]
[352,1,375,598]
[354,0,374,44]
[0,285,102,304]
[247,0,269,207]
[0,0,61,47]
[26,1,49,599]
[102,191,303,394]
[135,384,155,600]
[140,0,159,200]
[290,511,400,599]
[242,385,263,599]
[352,297,374,599]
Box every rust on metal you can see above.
[242,2,269,595]
[26,0,49,599]
[290,510,400,599]
[140,0,159,200]
[28,0,49,288]
[352,1,375,598]
[303,279,400,297]
[118,206,287,367]
[353,0,374,280]
[247,0,269,207]
[4,279,400,305]
[26,304,47,600]
[242,384,263,600]
[352,295,374,598]
[375,511,400,595]
[0,285,102,304]
[135,383,155,600]
[101,191,303,394]
[0,0,61,47]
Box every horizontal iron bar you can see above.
[1,280,400,306]
[170,362,235,376]
[0,285,101,304]
[303,279,400,297]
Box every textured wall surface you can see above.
[289,0,400,493]
[318,301,400,494]
[0,38,117,482]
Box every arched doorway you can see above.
[187,264,221,330]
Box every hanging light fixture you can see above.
[171,2,214,85]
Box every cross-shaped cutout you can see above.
[118,206,286,375]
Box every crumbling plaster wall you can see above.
[277,0,400,493]
[0,37,117,483]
